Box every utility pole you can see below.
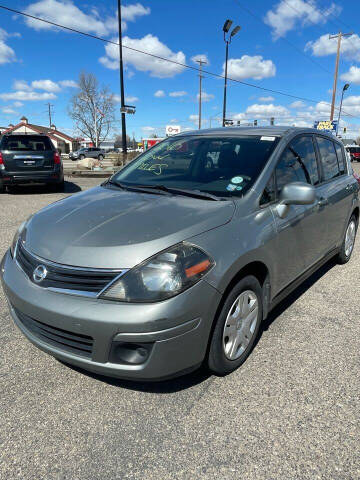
[46,103,54,128]
[196,59,206,129]
[117,0,127,156]
[329,31,352,121]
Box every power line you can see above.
[0,3,358,119]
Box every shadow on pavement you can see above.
[5,181,81,195]
[60,257,338,392]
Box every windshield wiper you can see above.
[104,179,168,195]
[130,184,222,201]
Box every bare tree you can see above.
[69,72,115,147]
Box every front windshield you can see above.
[113,135,279,197]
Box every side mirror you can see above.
[276,182,315,218]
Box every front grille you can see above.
[16,241,120,294]
[14,307,94,358]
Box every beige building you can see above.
[2,116,79,153]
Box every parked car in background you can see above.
[346,145,360,162]
[1,127,358,380]
[69,147,105,161]
[0,133,64,193]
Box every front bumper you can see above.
[0,250,221,380]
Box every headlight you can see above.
[100,243,214,303]
[10,215,33,257]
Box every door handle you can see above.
[317,197,329,207]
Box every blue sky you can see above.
[0,0,360,140]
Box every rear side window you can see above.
[275,147,310,195]
[316,137,339,181]
[288,136,319,185]
[1,135,53,152]
[334,143,345,174]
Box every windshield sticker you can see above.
[231,176,244,184]
[260,136,276,141]
[226,183,237,192]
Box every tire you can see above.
[49,180,65,193]
[207,275,263,376]
[98,154,104,161]
[79,154,85,160]
[337,214,357,264]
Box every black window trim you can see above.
[258,133,319,207]
[313,134,346,185]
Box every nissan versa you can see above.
[1,127,359,380]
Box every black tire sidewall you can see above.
[98,155,104,161]
[207,275,263,375]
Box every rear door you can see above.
[314,136,354,250]
[1,135,54,173]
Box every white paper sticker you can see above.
[260,136,276,141]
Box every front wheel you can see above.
[79,154,85,160]
[337,214,357,264]
[98,154,104,161]
[207,275,263,376]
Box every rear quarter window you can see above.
[1,135,53,151]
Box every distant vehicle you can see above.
[0,133,64,193]
[69,147,105,161]
[142,138,164,150]
[346,145,360,162]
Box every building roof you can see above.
[3,120,76,142]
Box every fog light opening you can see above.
[110,342,152,365]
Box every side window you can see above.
[260,174,276,205]
[275,148,309,195]
[334,143,345,174]
[316,137,340,181]
[289,136,319,185]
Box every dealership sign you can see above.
[166,125,181,136]
[314,120,338,134]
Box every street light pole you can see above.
[117,0,127,156]
[337,83,350,135]
[222,20,241,127]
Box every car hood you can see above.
[25,185,235,268]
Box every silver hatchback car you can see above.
[1,127,358,380]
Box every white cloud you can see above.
[264,0,341,40]
[24,0,112,36]
[197,91,214,102]
[290,100,306,108]
[125,95,139,103]
[305,33,360,61]
[189,114,199,125]
[154,89,165,97]
[100,34,186,78]
[105,3,150,32]
[13,80,32,91]
[341,66,360,84]
[1,106,18,115]
[191,54,209,65]
[13,101,23,107]
[31,79,61,92]
[0,35,16,64]
[142,126,155,132]
[224,56,276,80]
[246,103,290,117]
[341,96,360,116]
[259,96,274,102]
[59,79,78,88]
[0,91,57,101]
[169,91,187,97]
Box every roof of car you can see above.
[179,126,336,138]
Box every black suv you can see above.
[0,133,64,193]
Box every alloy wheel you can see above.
[345,220,356,257]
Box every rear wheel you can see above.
[207,275,263,376]
[98,154,104,161]
[79,154,85,160]
[337,214,357,264]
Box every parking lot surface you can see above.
[1,170,359,479]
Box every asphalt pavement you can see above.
[1,169,359,479]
